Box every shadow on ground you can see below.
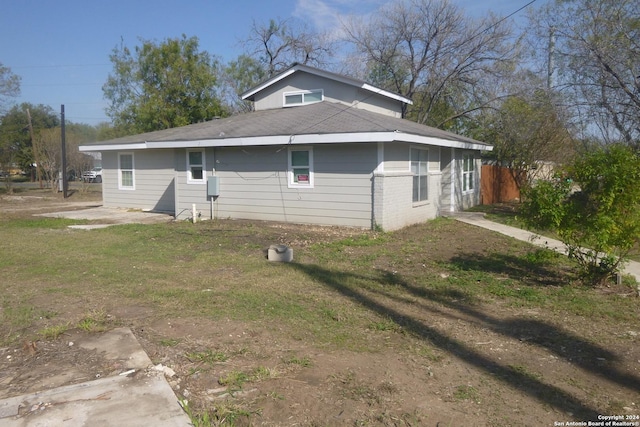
[288,262,639,420]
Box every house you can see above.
[79,64,492,231]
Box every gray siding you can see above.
[382,143,440,173]
[175,144,377,228]
[174,148,213,220]
[373,143,442,230]
[102,149,175,213]
[439,148,481,212]
[98,141,483,229]
[384,143,409,172]
[440,148,454,213]
[253,72,403,117]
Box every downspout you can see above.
[450,148,455,212]
[373,142,384,230]
[211,147,216,220]
[174,151,179,219]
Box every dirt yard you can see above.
[1,189,639,427]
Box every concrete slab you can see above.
[0,373,189,427]
[35,206,173,227]
[0,328,192,427]
[78,328,153,370]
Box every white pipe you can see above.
[192,204,197,224]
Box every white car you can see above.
[82,167,102,183]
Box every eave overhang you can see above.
[79,132,492,152]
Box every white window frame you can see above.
[462,153,474,193]
[288,147,314,189]
[187,149,206,184]
[411,147,429,203]
[283,89,324,107]
[118,152,135,190]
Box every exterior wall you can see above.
[253,72,403,117]
[372,172,442,231]
[175,143,378,228]
[102,149,176,213]
[173,148,215,220]
[381,143,440,173]
[442,148,482,212]
[383,143,410,172]
[460,152,481,209]
[372,143,442,231]
[439,148,454,213]
[99,141,484,229]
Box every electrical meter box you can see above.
[207,176,220,197]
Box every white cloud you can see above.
[293,0,383,32]
[293,0,339,30]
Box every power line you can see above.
[11,63,110,69]
[21,83,103,87]
[471,0,539,40]
[296,0,541,134]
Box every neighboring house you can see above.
[79,64,492,231]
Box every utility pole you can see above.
[547,26,556,90]
[26,109,42,188]
[61,105,68,198]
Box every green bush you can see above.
[521,144,640,286]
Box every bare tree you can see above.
[242,17,336,77]
[478,86,576,191]
[529,0,640,145]
[0,63,20,114]
[343,0,519,128]
[34,128,62,191]
[219,55,268,113]
[34,128,89,192]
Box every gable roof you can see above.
[80,101,491,152]
[240,63,413,106]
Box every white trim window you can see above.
[118,152,135,190]
[187,149,206,184]
[462,153,474,193]
[411,147,428,202]
[283,89,323,107]
[288,147,314,188]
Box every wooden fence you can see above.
[481,165,520,205]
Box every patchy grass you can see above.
[38,323,69,340]
[179,399,256,427]
[453,384,480,403]
[0,217,89,229]
[186,349,229,364]
[1,210,639,425]
[218,370,250,388]
[2,217,638,346]
[283,355,312,368]
[77,310,111,333]
[159,338,181,347]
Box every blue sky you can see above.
[0,0,541,125]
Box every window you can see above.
[288,147,314,188]
[411,148,428,202]
[284,89,323,107]
[463,153,474,193]
[187,149,205,183]
[118,153,135,190]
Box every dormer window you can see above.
[283,89,323,107]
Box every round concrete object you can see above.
[268,244,293,262]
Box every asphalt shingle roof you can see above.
[83,102,489,148]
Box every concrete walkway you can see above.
[0,328,191,426]
[449,212,640,284]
